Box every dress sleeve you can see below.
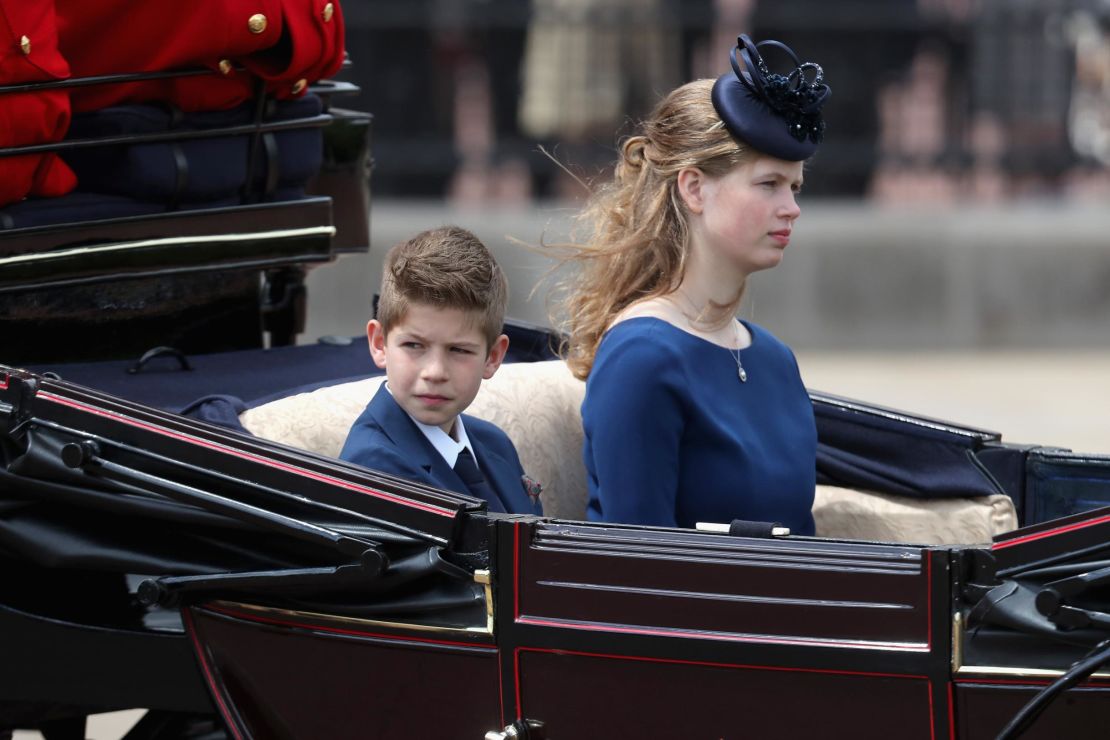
[583,331,686,527]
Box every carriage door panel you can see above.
[185,603,501,740]
[496,521,952,739]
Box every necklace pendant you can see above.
[738,366,748,383]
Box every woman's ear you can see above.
[676,167,706,214]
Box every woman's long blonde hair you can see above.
[555,79,754,380]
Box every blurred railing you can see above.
[336,0,1109,203]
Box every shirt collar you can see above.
[386,383,475,468]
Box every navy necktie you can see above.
[453,448,502,511]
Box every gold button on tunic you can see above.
[248,14,267,34]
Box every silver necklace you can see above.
[733,347,748,382]
[664,291,748,381]
[732,321,748,382]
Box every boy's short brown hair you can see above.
[377,226,509,349]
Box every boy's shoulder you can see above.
[340,420,414,469]
[461,413,519,457]
[339,443,428,490]
[340,391,419,470]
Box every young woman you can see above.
[560,35,831,534]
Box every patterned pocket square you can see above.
[521,474,543,504]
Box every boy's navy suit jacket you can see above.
[339,384,542,515]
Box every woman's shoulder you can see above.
[600,316,689,355]
[744,320,791,349]
[591,317,692,380]
[610,296,684,328]
[744,320,802,367]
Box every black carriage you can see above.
[3,352,1110,739]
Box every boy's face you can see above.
[368,302,509,436]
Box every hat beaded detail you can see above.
[711,34,832,161]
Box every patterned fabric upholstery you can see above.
[813,485,1015,545]
[240,374,385,457]
[240,359,1017,543]
[238,361,589,519]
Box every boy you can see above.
[339,226,542,515]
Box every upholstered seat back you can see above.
[240,359,1016,543]
[239,361,589,519]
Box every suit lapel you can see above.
[467,418,537,515]
[478,445,529,514]
[367,386,449,481]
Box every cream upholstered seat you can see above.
[811,485,1015,544]
[240,359,1016,544]
[239,361,589,519]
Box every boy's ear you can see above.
[482,334,510,380]
[367,319,388,369]
[676,166,706,214]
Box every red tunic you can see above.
[0,0,77,206]
[1,0,345,207]
[56,0,346,112]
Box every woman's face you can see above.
[691,155,804,276]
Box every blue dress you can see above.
[582,317,816,534]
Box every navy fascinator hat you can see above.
[711,34,831,161]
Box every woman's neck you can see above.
[616,282,748,348]
[612,231,749,346]
[672,244,747,332]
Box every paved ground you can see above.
[304,200,1110,352]
[797,350,1110,455]
[13,350,1110,739]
